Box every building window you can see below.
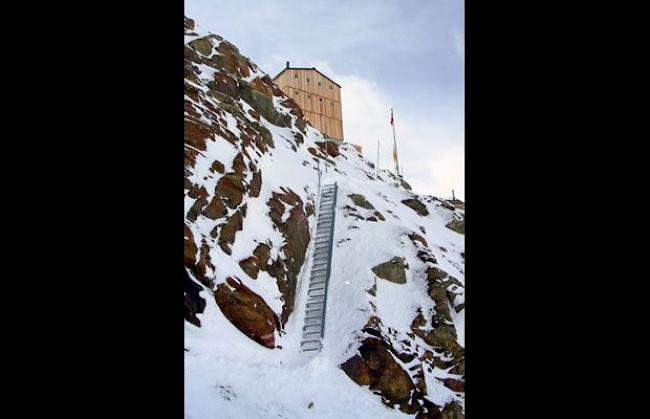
[318,82,321,87]
[294,74,298,79]
[329,85,333,89]
[306,77,310,83]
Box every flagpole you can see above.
[391,108,400,177]
[376,139,380,176]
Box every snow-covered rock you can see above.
[184,16,465,418]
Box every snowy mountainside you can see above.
[184,16,465,419]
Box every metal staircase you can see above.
[300,182,337,352]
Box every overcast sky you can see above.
[186,0,464,200]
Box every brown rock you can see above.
[239,256,260,279]
[266,190,311,325]
[215,278,278,348]
[340,355,372,386]
[195,242,215,282]
[295,117,307,133]
[186,196,209,222]
[218,209,243,255]
[305,202,315,217]
[442,378,465,393]
[253,243,271,269]
[189,36,215,56]
[187,184,208,199]
[372,257,408,284]
[202,196,227,220]
[349,194,374,209]
[216,173,246,208]
[185,119,211,152]
[184,16,196,32]
[316,140,340,157]
[214,72,239,98]
[402,198,429,216]
[250,170,262,198]
[216,41,245,76]
[400,178,412,191]
[248,109,260,120]
[341,338,417,407]
[409,232,429,247]
[184,224,197,269]
[184,269,205,327]
[445,219,464,234]
[440,401,464,419]
[250,76,274,97]
[427,266,448,282]
[232,153,245,175]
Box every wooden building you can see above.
[273,62,344,141]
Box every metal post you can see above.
[317,160,322,196]
[391,108,400,177]
[325,136,329,174]
[376,139,380,176]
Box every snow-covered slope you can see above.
[184,16,465,419]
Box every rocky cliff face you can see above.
[184,16,465,418]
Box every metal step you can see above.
[309,276,327,285]
[303,324,323,333]
[304,306,324,315]
[306,308,323,316]
[308,288,326,297]
[311,270,328,277]
[301,340,322,351]
[302,331,322,340]
[309,282,327,291]
[306,295,325,304]
[305,318,323,326]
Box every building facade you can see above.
[273,63,344,141]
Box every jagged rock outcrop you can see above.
[215,277,280,348]
[341,337,417,408]
[445,218,465,234]
[372,257,408,284]
[402,198,430,216]
[349,194,374,209]
[185,15,315,346]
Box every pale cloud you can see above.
[311,61,464,200]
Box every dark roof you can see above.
[272,67,341,88]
